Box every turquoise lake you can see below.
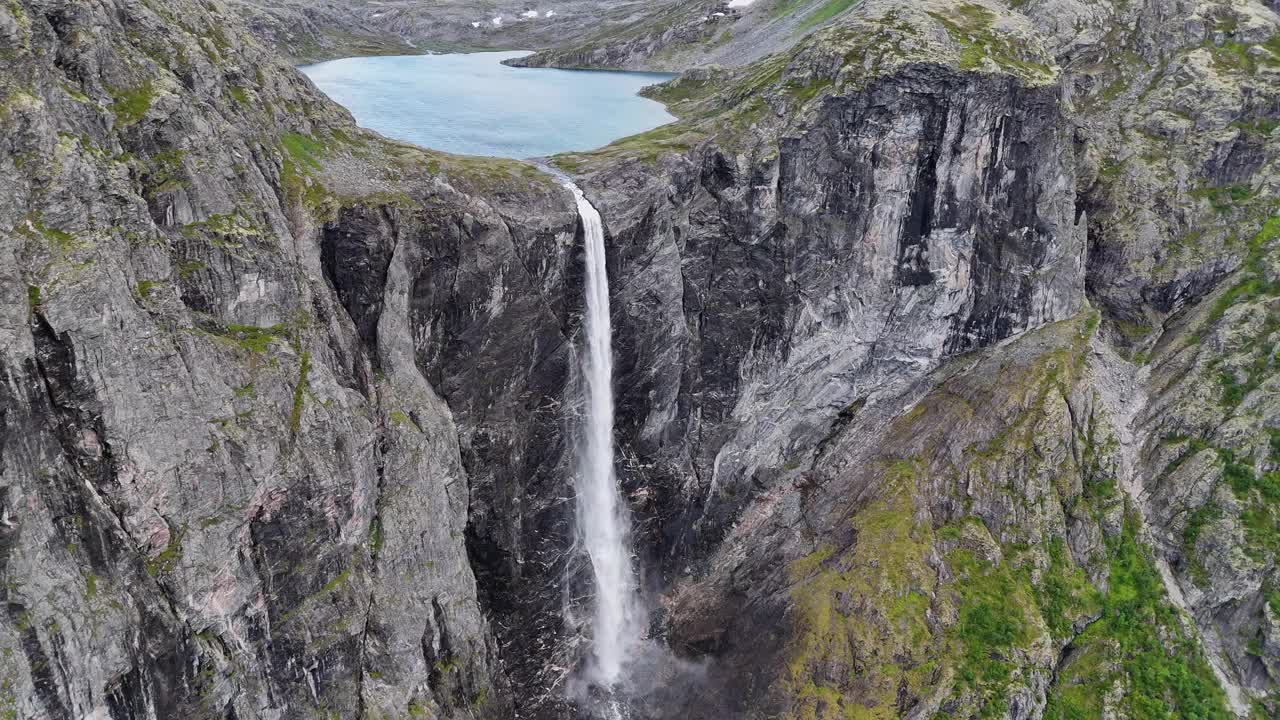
[300,51,678,159]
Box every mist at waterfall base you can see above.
[300,51,675,159]
[561,182,707,719]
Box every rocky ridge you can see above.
[228,0,671,65]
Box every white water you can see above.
[565,180,641,690]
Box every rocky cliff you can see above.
[0,1,581,717]
[1,0,1278,719]
[528,0,1280,715]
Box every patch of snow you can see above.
[727,0,756,7]
[546,9,556,16]
[521,9,539,18]
[471,21,481,27]
[491,16,503,26]
[712,11,726,16]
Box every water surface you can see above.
[300,51,677,159]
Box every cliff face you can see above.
[1,0,1278,719]
[0,1,577,718]
[538,0,1280,715]
[588,61,1084,573]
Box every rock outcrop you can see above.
[0,1,576,717]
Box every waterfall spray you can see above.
[564,179,641,690]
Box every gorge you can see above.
[301,52,674,708]
[1,0,1278,719]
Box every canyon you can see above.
[0,0,1278,718]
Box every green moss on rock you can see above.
[783,460,938,720]
[926,4,1055,84]
[109,80,155,126]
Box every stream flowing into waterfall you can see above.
[565,179,641,697]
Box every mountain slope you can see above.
[507,0,874,71]
[227,0,671,64]
[0,0,1278,718]
[0,1,576,717]
[534,0,1280,715]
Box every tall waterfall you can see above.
[565,179,640,689]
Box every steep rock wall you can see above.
[0,1,578,718]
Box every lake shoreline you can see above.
[299,51,677,161]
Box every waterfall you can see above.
[564,179,640,690]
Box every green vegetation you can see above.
[368,517,384,554]
[1199,216,1280,411]
[390,409,422,433]
[181,212,263,246]
[146,527,185,577]
[927,4,1054,83]
[280,132,343,221]
[319,565,349,595]
[145,149,187,195]
[18,212,77,251]
[1044,517,1233,720]
[282,132,325,171]
[109,81,155,126]
[1220,369,1249,406]
[783,461,939,720]
[1205,36,1280,75]
[786,77,834,105]
[1182,503,1220,586]
[1161,431,1279,565]
[1219,448,1280,558]
[471,687,490,712]
[177,260,208,278]
[1038,537,1103,639]
[948,548,1037,717]
[59,132,105,156]
[797,0,860,30]
[1191,183,1255,214]
[134,280,164,298]
[1206,216,1279,328]
[780,313,1228,719]
[773,0,860,27]
[1233,117,1280,137]
[555,122,699,168]
[220,323,289,354]
[277,562,354,626]
[773,0,809,18]
[643,73,720,106]
[288,30,422,65]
